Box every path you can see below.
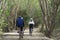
[1,27,54,40]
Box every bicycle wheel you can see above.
[19,31,23,40]
[29,28,32,36]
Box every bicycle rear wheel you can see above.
[29,28,32,36]
[19,31,23,40]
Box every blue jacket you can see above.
[16,17,24,27]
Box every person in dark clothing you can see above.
[16,16,24,38]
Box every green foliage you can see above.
[0,0,10,32]
[56,8,60,28]
[0,10,2,14]
[0,0,59,32]
[0,17,8,32]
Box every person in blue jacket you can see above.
[16,16,24,34]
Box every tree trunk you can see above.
[39,0,60,37]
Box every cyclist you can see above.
[28,18,35,36]
[16,16,24,38]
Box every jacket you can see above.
[16,17,24,27]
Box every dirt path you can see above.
[1,27,54,40]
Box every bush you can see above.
[0,17,8,32]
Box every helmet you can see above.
[30,18,33,20]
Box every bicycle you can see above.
[29,27,33,36]
[19,28,24,40]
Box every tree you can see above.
[39,0,60,37]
